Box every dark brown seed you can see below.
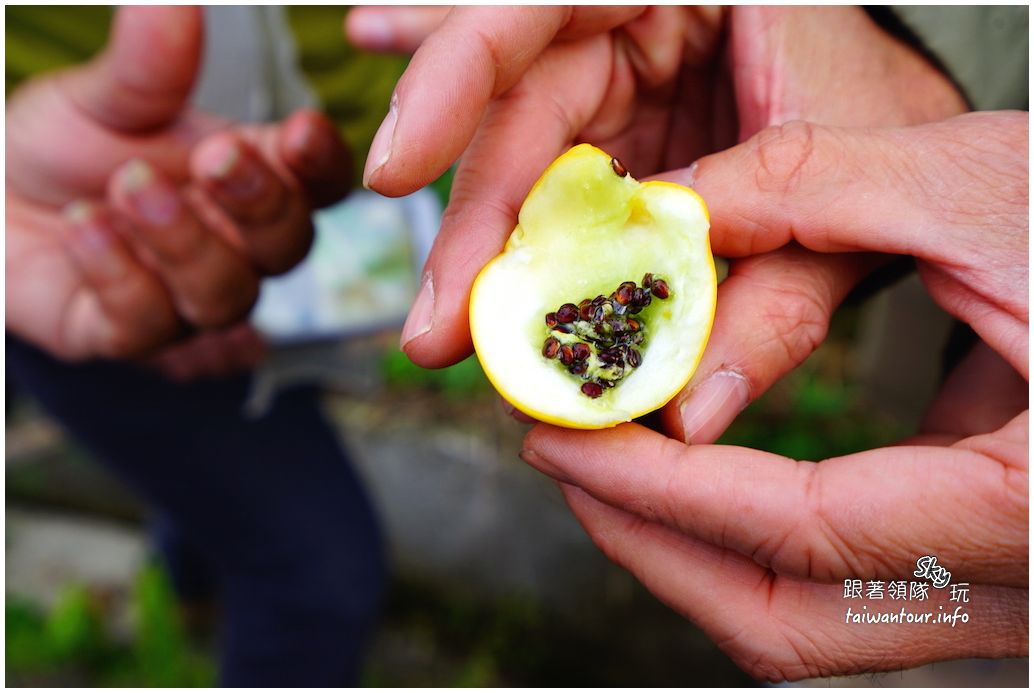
[554,323,574,334]
[610,157,628,177]
[581,382,604,398]
[556,303,579,323]
[614,281,636,305]
[625,318,641,332]
[591,294,607,306]
[651,278,670,299]
[572,342,591,361]
[558,345,575,366]
[598,348,624,366]
[642,273,653,289]
[569,360,588,376]
[599,378,616,389]
[627,348,642,368]
[578,299,593,321]
[545,312,558,327]
[542,337,560,359]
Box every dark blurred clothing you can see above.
[7,334,386,686]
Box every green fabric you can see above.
[893,5,1029,111]
[5,6,112,93]
[285,7,408,171]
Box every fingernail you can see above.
[363,93,398,189]
[203,142,266,199]
[350,11,395,50]
[62,201,124,277]
[120,159,180,225]
[400,272,433,350]
[678,370,751,444]
[208,141,240,180]
[501,400,536,424]
[293,117,336,172]
[683,161,699,188]
[518,449,573,484]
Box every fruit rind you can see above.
[470,144,717,429]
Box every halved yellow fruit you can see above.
[470,144,716,429]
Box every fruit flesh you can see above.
[470,144,716,429]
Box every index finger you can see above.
[361,5,646,195]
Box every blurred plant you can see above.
[719,355,908,460]
[5,564,215,686]
[380,350,492,402]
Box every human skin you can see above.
[520,112,1028,679]
[350,6,1028,678]
[6,6,352,376]
[348,5,967,439]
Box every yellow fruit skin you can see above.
[469,144,717,429]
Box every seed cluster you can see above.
[542,273,671,398]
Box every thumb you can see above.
[666,113,1025,262]
[64,6,203,132]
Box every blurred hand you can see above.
[519,111,1028,680]
[147,322,266,383]
[350,5,966,383]
[6,6,353,364]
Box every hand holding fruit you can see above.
[6,6,352,367]
[352,6,1027,679]
[521,111,1028,679]
[350,5,966,379]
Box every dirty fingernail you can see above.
[203,141,267,199]
[62,201,124,277]
[363,93,398,189]
[120,159,180,225]
[683,161,699,187]
[208,140,241,181]
[400,272,434,350]
[678,370,751,444]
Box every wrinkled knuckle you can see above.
[753,120,819,195]
[763,285,829,366]
[799,462,882,580]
